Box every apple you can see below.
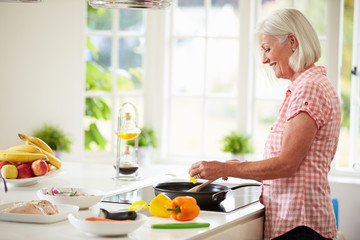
[31,160,48,176]
[0,161,9,170]
[17,163,34,179]
[1,164,18,179]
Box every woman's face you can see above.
[259,33,295,80]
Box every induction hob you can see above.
[102,182,262,213]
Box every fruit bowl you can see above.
[36,187,105,209]
[4,168,63,186]
[68,211,147,236]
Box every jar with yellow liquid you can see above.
[116,112,141,140]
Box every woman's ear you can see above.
[288,33,298,51]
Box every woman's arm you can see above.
[189,111,318,181]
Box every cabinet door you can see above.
[204,216,264,240]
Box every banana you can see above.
[18,133,55,156]
[7,144,43,154]
[38,149,62,169]
[0,150,47,163]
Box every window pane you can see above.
[169,97,202,153]
[88,36,112,70]
[253,100,282,157]
[172,38,205,94]
[357,110,360,167]
[336,0,354,170]
[209,0,239,37]
[84,97,112,152]
[260,0,292,20]
[119,9,145,33]
[174,0,205,36]
[116,96,145,127]
[318,40,327,67]
[87,7,113,31]
[86,36,112,92]
[295,0,327,36]
[207,39,238,94]
[337,129,350,168]
[255,69,289,99]
[204,99,237,154]
[117,38,144,91]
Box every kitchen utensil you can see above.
[151,222,210,229]
[153,182,262,207]
[99,208,137,220]
[0,170,8,192]
[187,179,218,193]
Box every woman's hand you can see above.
[188,160,239,180]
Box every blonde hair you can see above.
[256,8,321,73]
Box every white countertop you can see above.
[0,161,264,240]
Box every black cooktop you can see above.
[102,182,262,213]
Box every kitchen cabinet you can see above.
[0,162,264,240]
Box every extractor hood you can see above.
[88,0,174,9]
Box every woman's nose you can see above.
[262,56,269,64]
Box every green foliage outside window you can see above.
[84,36,112,151]
[222,131,253,155]
[85,21,144,151]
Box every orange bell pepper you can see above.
[166,196,200,221]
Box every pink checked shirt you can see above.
[262,66,341,240]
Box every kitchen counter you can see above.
[0,162,264,240]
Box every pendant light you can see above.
[88,0,174,9]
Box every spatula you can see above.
[187,178,218,193]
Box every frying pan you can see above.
[153,182,261,207]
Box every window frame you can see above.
[349,0,360,170]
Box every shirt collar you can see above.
[287,66,327,92]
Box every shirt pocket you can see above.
[264,124,284,157]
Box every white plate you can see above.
[3,169,63,186]
[68,211,147,236]
[0,202,79,223]
[37,187,105,209]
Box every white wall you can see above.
[0,0,86,161]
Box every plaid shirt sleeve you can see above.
[287,75,331,129]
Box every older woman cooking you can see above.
[188,8,341,240]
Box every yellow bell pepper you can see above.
[129,200,149,212]
[189,176,197,184]
[149,193,173,218]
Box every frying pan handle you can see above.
[211,183,262,201]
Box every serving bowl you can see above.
[36,187,105,209]
[68,211,147,236]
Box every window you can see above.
[85,7,146,157]
[167,0,241,161]
[85,0,360,176]
[348,0,360,170]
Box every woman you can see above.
[188,8,341,240]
